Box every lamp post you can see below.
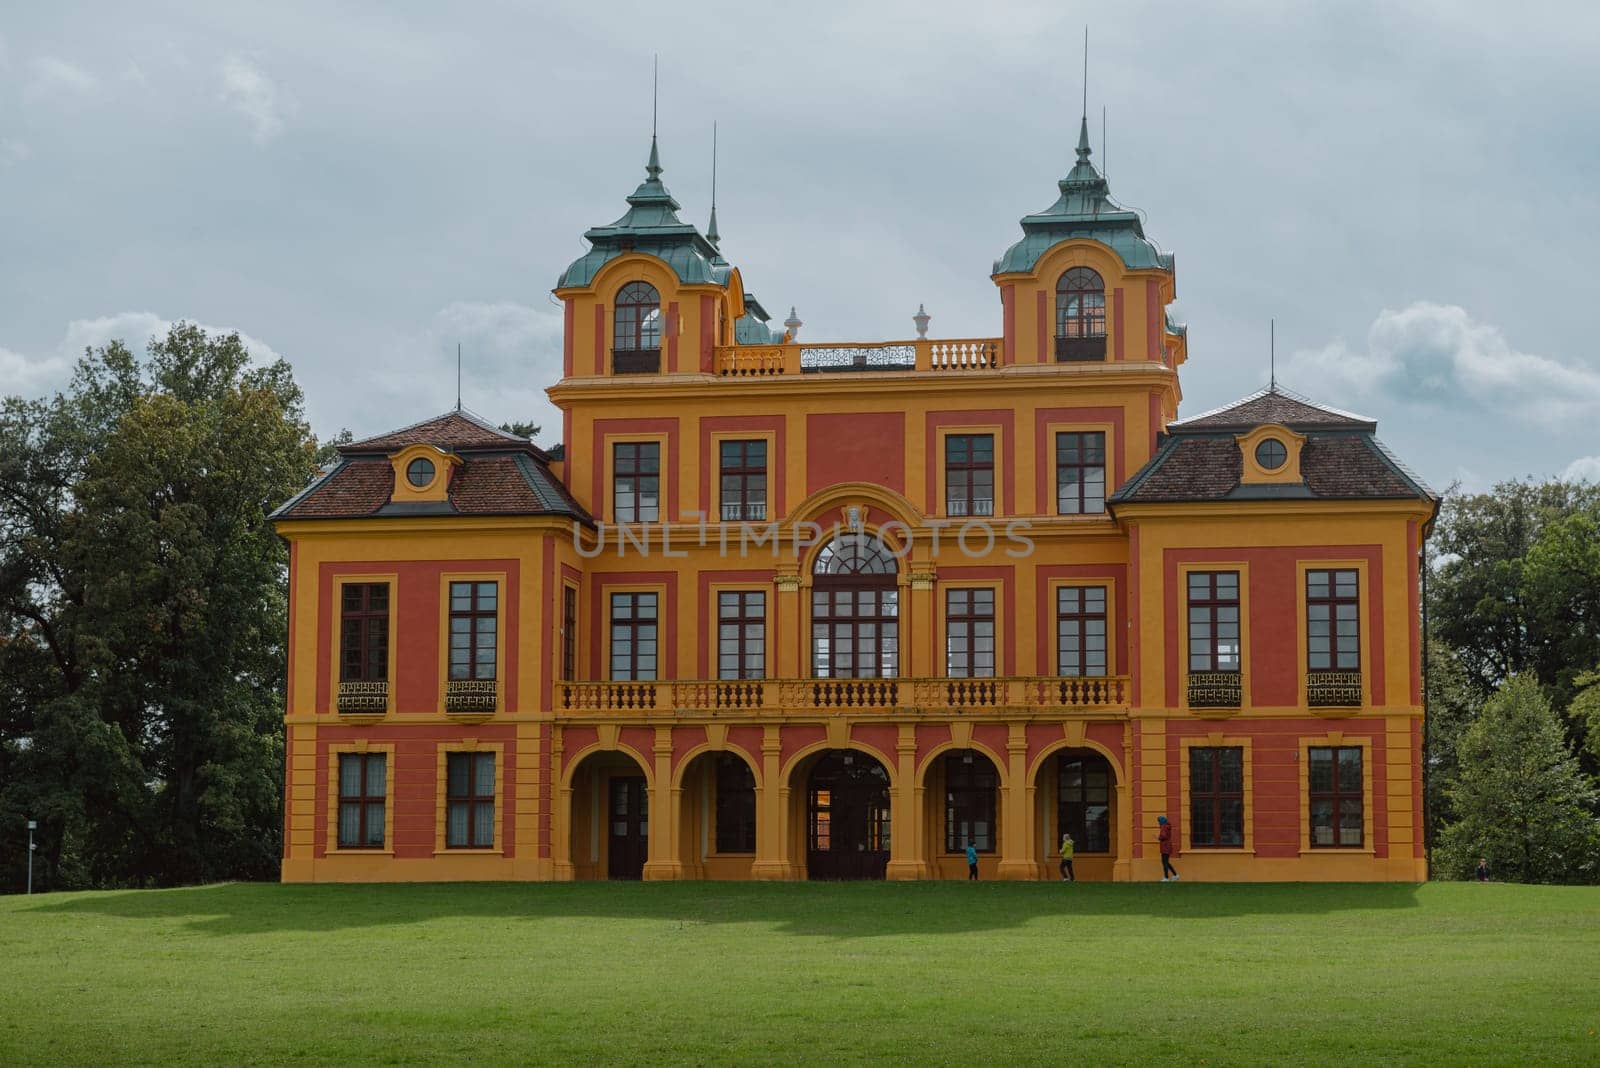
[27,820,36,895]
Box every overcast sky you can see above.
[3,2,1599,491]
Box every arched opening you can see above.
[1054,266,1106,362]
[811,533,900,678]
[1034,748,1119,880]
[567,749,651,880]
[924,748,1002,879]
[793,748,892,880]
[613,281,662,374]
[676,750,758,880]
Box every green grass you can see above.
[1,882,1597,1065]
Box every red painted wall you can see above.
[806,412,905,495]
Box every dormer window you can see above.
[1254,439,1287,471]
[614,281,662,374]
[406,457,437,488]
[1055,267,1107,362]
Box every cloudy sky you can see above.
[3,2,1598,490]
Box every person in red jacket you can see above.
[1157,815,1179,881]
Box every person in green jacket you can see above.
[1059,833,1075,882]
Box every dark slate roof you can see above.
[1109,387,1435,506]
[272,409,592,523]
[1170,387,1376,432]
[994,116,1172,276]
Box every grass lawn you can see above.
[1,881,1597,1065]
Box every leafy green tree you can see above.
[1437,675,1599,883]
[1424,641,1480,849]
[498,420,541,440]
[0,324,319,890]
[1571,670,1600,765]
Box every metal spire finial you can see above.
[646,55,662,180]
[707,120,720,248]
[1270,319,1277,391]
[1074,27,1092,164]
[456,342,462,412]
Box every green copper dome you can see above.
[557,137,723,289]
[994,117,1173,276]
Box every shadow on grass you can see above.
[17,879,1422,939]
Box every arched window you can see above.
[613,281,662,373]
[812,533,899,677]
[1055,267,1107,362]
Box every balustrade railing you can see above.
[713,338,1004,377]
[557,675,1128,716]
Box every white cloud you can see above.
[1562,456,1600,484]
[25,56,98,101]
[2,313,288,401]
[1285,302,1600,426]
[62,312,285,366]
[217,56,284,144]
[0,345,69,397]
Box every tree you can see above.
[498,420,541,441]
[0,323,319,890]
[1424,641,1480,849]
[1437,675,1599,883]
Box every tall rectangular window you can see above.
[1187,571,1241,672]
[1055,431,1106,514]
[446,752,495,849]
[337,752,386,849]
[1189,747,1244,847]
[561,586,577,682]
[945,434,995,517]
[610,592,659,681]
[448,581,497,681]
[945,588,996,678]
[1057,755,1111,853]
[719,440,767,521]
[613,442,660,523]
[1307,569,1360,670]
[717,591,765,680]
[811,588,899,679]
[1309,746,1363,847]
[339,583,389,682]
[1057,586,1108,677]
[715,754,757,853]
[943,752,997,853]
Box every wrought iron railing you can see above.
[1187,671,1242,709]
[555,675,1130,717]
[612,348,661,374]
[337,680,388,714]
[1055,335,1107,362]
[801,343,916,373]
[1307,670,1363,707]
[444,679,499,714]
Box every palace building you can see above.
[272,116,1435,883]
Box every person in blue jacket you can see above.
[965,841,979,880]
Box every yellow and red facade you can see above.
[274,121,1435,883]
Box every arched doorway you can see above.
[801,749,891,880]
[567,749,651,880]
[1035,748,1117,880]
[924,748,1002,879]
[811,533,900,678]
[676,750,758,880]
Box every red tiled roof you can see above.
[344,411,526,452]
[1110,433,1428,504]
[1172,389,1374,431]
[279,460,393,516]
[448,456,545,513]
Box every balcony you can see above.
[336,680,388,715]
[1054,335,1107,362]
[714,338,1000,378]
[445,679,499,715]
[1187,671,1243,709]
[1307,670,1363,708]
[557,675,1129,718]
[613,348,661,374]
